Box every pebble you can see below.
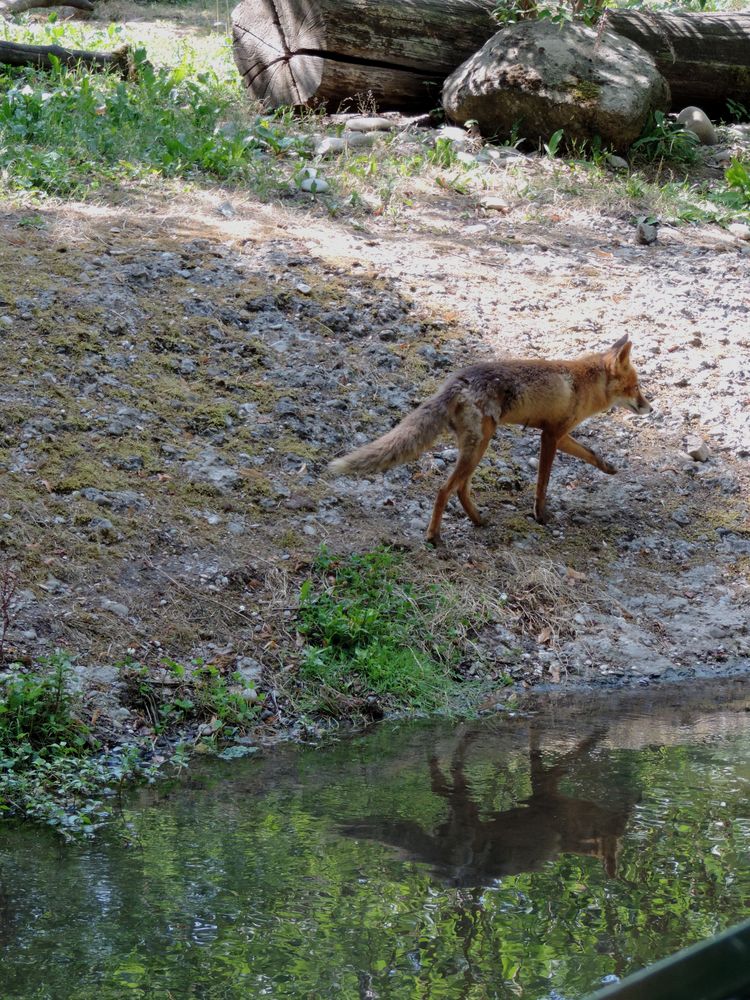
[481,196,510,213]
[685,435,710,462]
[100,599,129,619]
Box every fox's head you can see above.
[605,335,651,415]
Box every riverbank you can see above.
[1,0,749,832]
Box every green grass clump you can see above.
[0,41,310,196]
[631,111,699,166]
[297,547,475,715]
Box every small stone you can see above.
[100,598,129,619]
[341,131,379,148]
[437,126,473,149]
[300,176,329,194]
[675,106,718,145]
[314,136,347,156]
[685,435,710,462]
[727,223,750,242]
[481,196,510,213]
[635,218,659,245]
[606,153,630,171]
[346,116,393,132]
[235,656,263,685]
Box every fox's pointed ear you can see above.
[607,334,631,366]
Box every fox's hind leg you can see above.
[426,404,483,545]
[456,415,496,527]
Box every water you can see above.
[1,687,749,999]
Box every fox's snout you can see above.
[626,394,652,415]
[632,389,652,415]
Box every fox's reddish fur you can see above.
[330,335,651,544]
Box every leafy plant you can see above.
[0,46,311,196]
[119,656,262,736]
[725,158,750,204]
[543,128,565,158]
[725,98,749,123]
[630,111,699,166]
[0,652,86,751]
[0,653,157,837]
[296,547,474,715]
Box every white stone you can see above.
[300,176,329,193]
[346,116,393,132]
[675,106,718,145]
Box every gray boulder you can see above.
[442,20,670,152]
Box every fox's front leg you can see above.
[533,430,558,524]
[557,433,617,475]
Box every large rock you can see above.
[442,20,670,152]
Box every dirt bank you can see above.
[1,135,748,739]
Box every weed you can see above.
[0,652,85,750]
[543,128,565,159]
[429,137,461,169]
[119,655,262,737]
[725,98,749,123]
[631,111,699,166]
[296,547,484,716]
[0,43,311,196]
[725,158,750,204]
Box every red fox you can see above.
[329,334,651,544]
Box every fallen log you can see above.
[0,39,132,77]
[0,0,93,14]
[605,10,750,108]
[231,0,498,110]
[232,1,750,113]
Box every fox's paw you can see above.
[600,460,617,475]
[533,505,552,525]
[425,533,444,549]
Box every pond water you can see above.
[1,685,749,1000]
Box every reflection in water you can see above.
[341,728,637,885]
[0,692,748,1000]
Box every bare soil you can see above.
[1,111,749,738]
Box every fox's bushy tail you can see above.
[329,389,452,477]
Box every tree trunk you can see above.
[0,39,133,77]
[605,10,750,108]
[0,0,93,14]
[231,0,498,111]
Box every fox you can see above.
[329,334,651,545]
